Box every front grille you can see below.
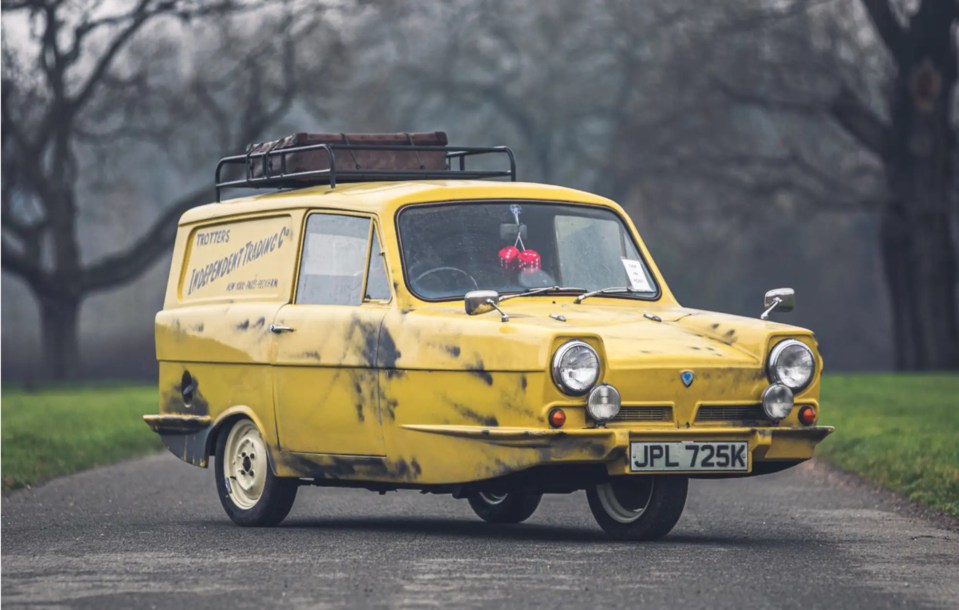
[611,406,673,423]
[696,404,771,423]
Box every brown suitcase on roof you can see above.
[245,132,449,180]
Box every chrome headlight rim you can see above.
[767,338,816,392]
[587,383,622,423]
[551,340,600,396]
[761,383,795,421]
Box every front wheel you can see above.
[467,491,543,524]
[215,418,298,526]
[586,476,688,541]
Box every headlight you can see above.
[762,383,794,421]
[552,340,600,395]
[767,339,815,391]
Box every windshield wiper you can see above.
[574,286,636,304]
[499,285,586,302]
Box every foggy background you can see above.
[3,0,956,382]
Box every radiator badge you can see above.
[680,370,695,388]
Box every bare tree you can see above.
[688,0,958,369]
[368,0,955,369]
[1,0,348,379]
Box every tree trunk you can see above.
[880,0,959,370]
[39,295,82,381]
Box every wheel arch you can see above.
[208,406,276,470]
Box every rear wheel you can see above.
[467,491,543,524]
[586,476,687,540]
[215,418,298,526]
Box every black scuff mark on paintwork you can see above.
[452,403,499,427]
[377,325,401,369]
[587,442,608,458]
[359,322,378,366]
[444,345,462,358]
[252,317,266,329]
[344,315,401,369]
[381,397,399,420]
[721,329,737,345]
[607,446,627,462]
[352,379,366,422]
[471,370,494,385]
[391,458,424,481]
[710,323,720,330]
[191,323,205,333]
[392,460,412,479]
[465,358,494,386]
[235,319,250,331]
[520,375,528,391]
[281,453,391,481]
[300,350,321,361]
[165,377,210,417]
[279,452,421,482]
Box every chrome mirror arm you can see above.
[760,297,782,320]
[487,299,510,323]
[760,287,796,320]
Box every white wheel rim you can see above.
[223,420,267,510]
[596,478,655,524]
[478,492,508,505]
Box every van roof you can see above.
[179,180,619,225]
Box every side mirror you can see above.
[464,290,501,316]
[761,288,795,320]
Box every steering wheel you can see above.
[413,266,479,291]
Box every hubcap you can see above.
[223,420,268,510]
[478,491,508,506]
[596,478,655,524]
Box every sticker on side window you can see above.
[621,258,653,292]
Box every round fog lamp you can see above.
[762,383,794,421]
[587,383,621,423]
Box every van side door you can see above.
[271,212,392,456]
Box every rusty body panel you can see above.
[147,180,832,491]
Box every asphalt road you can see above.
[2,454,957,610]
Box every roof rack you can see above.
[214,142,516,202]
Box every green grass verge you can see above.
[2,385,163,490]
[818,373,959,518]
[2,375,957,519]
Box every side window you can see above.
[365,226,391,301]
[297,215,370,305]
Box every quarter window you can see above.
[365,226,391,301]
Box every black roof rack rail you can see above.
[214,143,516,202]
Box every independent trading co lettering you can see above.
[187,226,292,294]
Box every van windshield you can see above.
[397,202,659,300]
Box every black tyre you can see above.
[214,418,298,526]
[467,491,543,524]
[586,476,688,541]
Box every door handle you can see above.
[269,324,295,334]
